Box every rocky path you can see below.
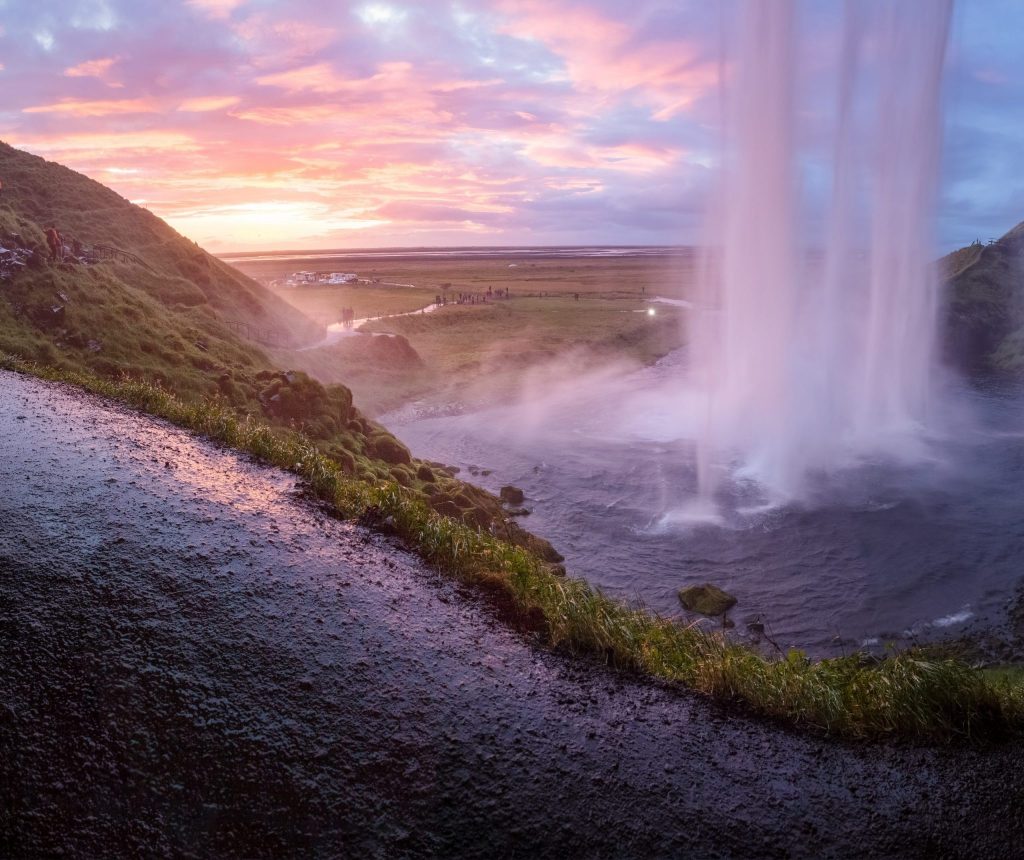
[1,369,1022,859]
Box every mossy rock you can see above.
[390,467,413,487]
[499,485,525,505]
[416,464,435,482]
[365,433,412,465]
[678,584,737,617]
[506,522,564,564]
[331,448,356,474]
[460,505,492,530]
[428,496,462,519]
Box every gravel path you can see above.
[1,369,1022,859]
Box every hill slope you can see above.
[944,221,1024,373]
[0,141,560,562]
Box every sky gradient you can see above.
[1,0,1022,252]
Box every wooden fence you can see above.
[93,243,155,271]
[222,318,291,348]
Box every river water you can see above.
[387,350,1024,656]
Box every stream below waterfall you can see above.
[387,350,1024,656]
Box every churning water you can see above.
[389,352,1024,656]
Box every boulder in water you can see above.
[500,485,525,505]
[678,584,737,618]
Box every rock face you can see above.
[499,485,525,505]
[678,584,737,618]
[943,221,1024,373]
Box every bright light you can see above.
[647,307,656,316]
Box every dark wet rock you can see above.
[747,621,766,636]
[500,485,525,505]
[507,507,531,517]
[678,583,738,617]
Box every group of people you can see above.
[432,286,513,307]
[43,225,87,263]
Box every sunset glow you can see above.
[2,0,1022,250]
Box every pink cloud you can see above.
[4,0,719,250]
[495,0,717,120]
[230,103,342,125]
[64,57,118,78]
[231,16,337,68]
[186,0,245,20]
[178,95,241,112]
[23,98,159,117]
[255,62,349,94]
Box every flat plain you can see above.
[230,251,696,414]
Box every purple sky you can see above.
[0,0,1020,251]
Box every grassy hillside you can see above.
[944,222,1024,373]
[0,142,561,562]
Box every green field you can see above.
[277,290,684,416]
[230,250,698,300]
[234,254,694,415]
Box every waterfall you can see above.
[694,0,954,500]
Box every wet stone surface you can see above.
[1,369,1023,859]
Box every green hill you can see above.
[944,222,1024,373]
[0,141,560,563]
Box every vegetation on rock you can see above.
[678,584,738,617]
